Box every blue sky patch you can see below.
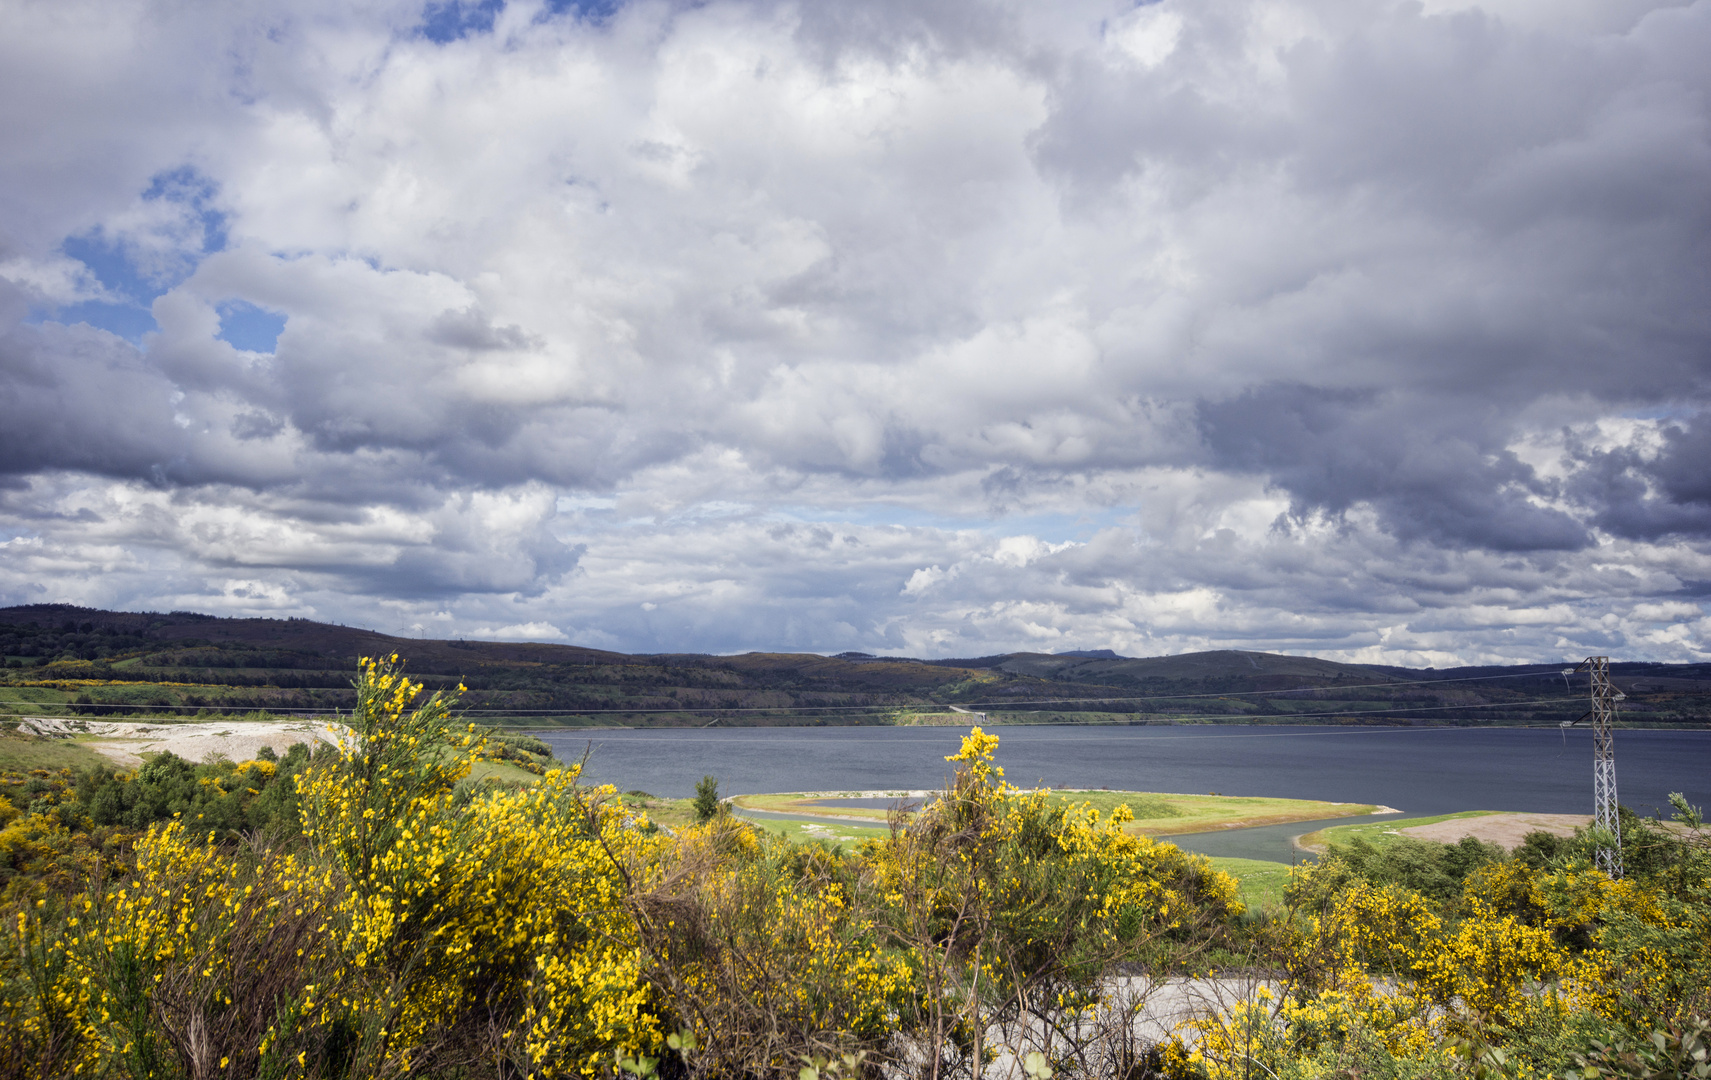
[43,300,158,345]
[54,234,166,340]
[144,166,228,255]
[217,300,288,353]
[544,0,621,19]
[43,166,228,342]
[420,0,506,42]
[60,234,148,301]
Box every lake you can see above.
[543,723,1708,815]
[539,724,1710,861]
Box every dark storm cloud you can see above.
[0,292,187,482]
[1197,386,1592,552]
[1026,0,1711,561]
[1568,416,1711,541]
[1648,419,1711,509]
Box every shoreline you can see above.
[729,788,1391,836]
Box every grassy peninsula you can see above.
[730,788,1381,836]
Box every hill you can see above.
[1,604,1706,727]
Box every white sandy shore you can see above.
[16,715,352,768]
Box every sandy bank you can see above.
[17,716,352,768]
[1398,812,1591,849]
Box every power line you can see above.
[426,694,1590,721]
[0,665,1592,706]
[0,694,1591,724]
[965,697,1584,723]
[968,723,1590,740]
[941,669,1592,709]
[2,664,1675,718]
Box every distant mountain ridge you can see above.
[3,604,1707,725]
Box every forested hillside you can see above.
[3,605,1707,727]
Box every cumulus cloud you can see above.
[1,0,1708,662]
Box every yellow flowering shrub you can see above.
[866,727,1244,1076]
[294,655,664,1077]
[1170,984,1462,1080]
[6,899,88,1078]
[6,819,349,1080]
[0,768,129,906]
[0,656,671,1079]
[1174,872,1452,1080]
[454,771,664,1077]
[12,653,1701,1080]
[625,815,913,1076]
[1169,814,1711,1080]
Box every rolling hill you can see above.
[2,604,1707,727]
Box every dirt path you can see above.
[18,716,351,768]
[1398,812,1589,849]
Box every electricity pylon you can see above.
[1575,656,1623,879]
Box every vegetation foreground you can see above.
[2,658,1707,1079]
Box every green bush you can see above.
[693,774,721,823]
[1294,834,1508,905]
[1569,1015,1711,1079]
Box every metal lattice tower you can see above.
[1578,656,1623,879]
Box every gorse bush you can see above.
[1,659,1253,1079]
[0,742,321,906]
[4,656,663,1080]
[2,655,1707,1079]
[625,812,908,1076]
[618,730,1243,1079]
[1167,802,1711,1080]
[1308,834,1507,903]
[866,728,1243,1079]
[477,732,558,776]
[80,742,319,835]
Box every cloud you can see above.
[1196,385,1593,552]
[0,0,1708,663]
[0,298,190,481]
[1564,415,1711,542]
[467,621,569,641]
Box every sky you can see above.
[1,0,1708,665]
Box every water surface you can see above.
[543,724,1709,824]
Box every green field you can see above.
[1050,789,1381,835]
[739,814,892,851]
[615,792,700,830]
[731,789,1380,837]
[734,808,1305,908]
[0,726,112,773]
[1296,810,1500,854]
[0,685,75,714]
[728,792,917,823]
[464,758,557,785]
[1206,856,1298,912]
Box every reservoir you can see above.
[542,724,1710,861]
[546,723,1710,816]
